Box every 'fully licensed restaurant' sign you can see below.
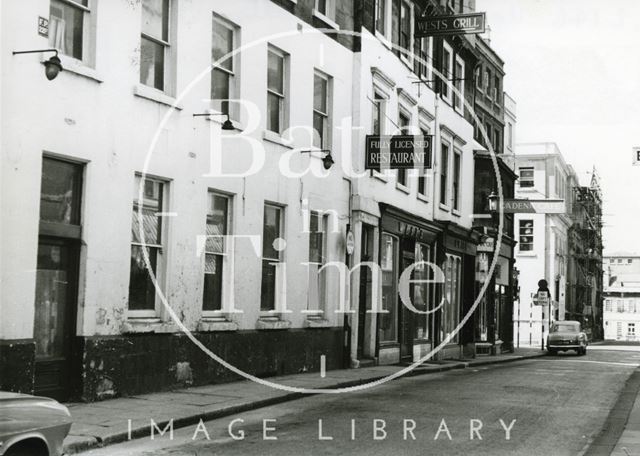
[365,135,433,170]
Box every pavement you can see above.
[63,348,546,454]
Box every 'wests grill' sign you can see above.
[365,135,433,171]
[415,12,486,37]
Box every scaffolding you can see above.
[567,168,604,338]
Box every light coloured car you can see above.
[547,320,588,355]
[0,392,71,456]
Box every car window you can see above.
[552,323,579,332]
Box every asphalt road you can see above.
[79,347,640,456]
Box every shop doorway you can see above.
[357,224,374,360]
[399,248,415,361]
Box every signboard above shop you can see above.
[501,199,565,214]
[415,12,486,37]
[365,135,433,171]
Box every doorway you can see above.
[399,246,415,361]
[357,224,374,360]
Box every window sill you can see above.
[122,318,178,334]
[262,129,294,149]
[516,251,537,257]
[518,187,537,192]
[197,319,238,332]
[304,318,333,329]
[133,84,183,110]
[452,208,461,217]
[312,9,340,30]
[372,170,390,183]
[47,56,103,83]
[439,203,450,212]
[256,318,292,330]
[396,182,410,194]
[417,193,429,203]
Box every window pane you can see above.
[140,37,165,90]
[261,260,276,311]
[313,111,325,149]
[212,22,233,71]
[453,153,461,210]
[132,177,163,244]
[49,0,84,60]
[376,0,386,34]
[40,158,82,225]
[317,0,327,15]
[205,194,228,253]
[400,1,410,49]
[142,0,169,41]
[128,245,158,310]
[267,92,281,133]
[203,254,223,311]
[314,75,327,113]
[309,214,324,263]
[263,205,281,259]
[267,51,284,94]
[414,244,429,340]
[440,144,448,204]
[211,68,230,116]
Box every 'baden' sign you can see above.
[365,135,433,170]
[502,199,565,214]
[415,12,486,37]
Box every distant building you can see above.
[603,253,640,341]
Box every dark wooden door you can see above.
[33,238,79,401]
[399,250,415,360]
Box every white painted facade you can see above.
[603,254,640,341]
[512,143,575,347]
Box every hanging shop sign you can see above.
[415,12,486,37]
[365,135,433,171]
[501,199,565,214]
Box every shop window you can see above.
[49,0,90,62]
[261,204,284,311]
[140,0,171,92]
[518,220,533,251]
[211,15,239,119]
[413,243,431,340]
[380,233,399,342]
[442,254,461,343]
[307,212,327,315]
[267,45,288,134]
[129,175,167,314]
[202,192,231,313]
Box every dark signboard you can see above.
[365,135,432,170]
[415,12,486,37]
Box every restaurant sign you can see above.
[415,12,486,37]
[365,135,432,170]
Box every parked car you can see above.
[0,392,71,456]
[547,320,588,355]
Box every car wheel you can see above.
[4,438,49,456]
[548,348,557,355]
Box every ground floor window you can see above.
[441,253,461,343]
[629,323,636,339]
[380,233,398,343]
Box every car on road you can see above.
[0,392,72,456]
[547,320,588,355]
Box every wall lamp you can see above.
[192,110,235,130]
[12,49,62,80]
[300,149,335,170]
[488,191,499,213]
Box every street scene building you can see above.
[7,1,640,455]
[603,253,640,341]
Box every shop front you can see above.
[377,205,441,365]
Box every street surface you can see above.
[79,347,640,456]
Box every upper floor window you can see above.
[315,0,336,21]
[494,75,501,103]
[507,122,513,149]
[452,151,461,210]
[140,0,171,92]
[441,42,453,103]
[49,0,90,62]
[418,127,429,196]
[375,0,386,35]
[519,167,534,188]
[267,46,288,134]
[518,220,533,251]
[399,0,412,51]
[372,91,386,135]
[453,55,465,113]
[313,70,332,149]
[440,142,449,205]
[397,110,411,187]
[414,37,432,83]
[212,15,239,119]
